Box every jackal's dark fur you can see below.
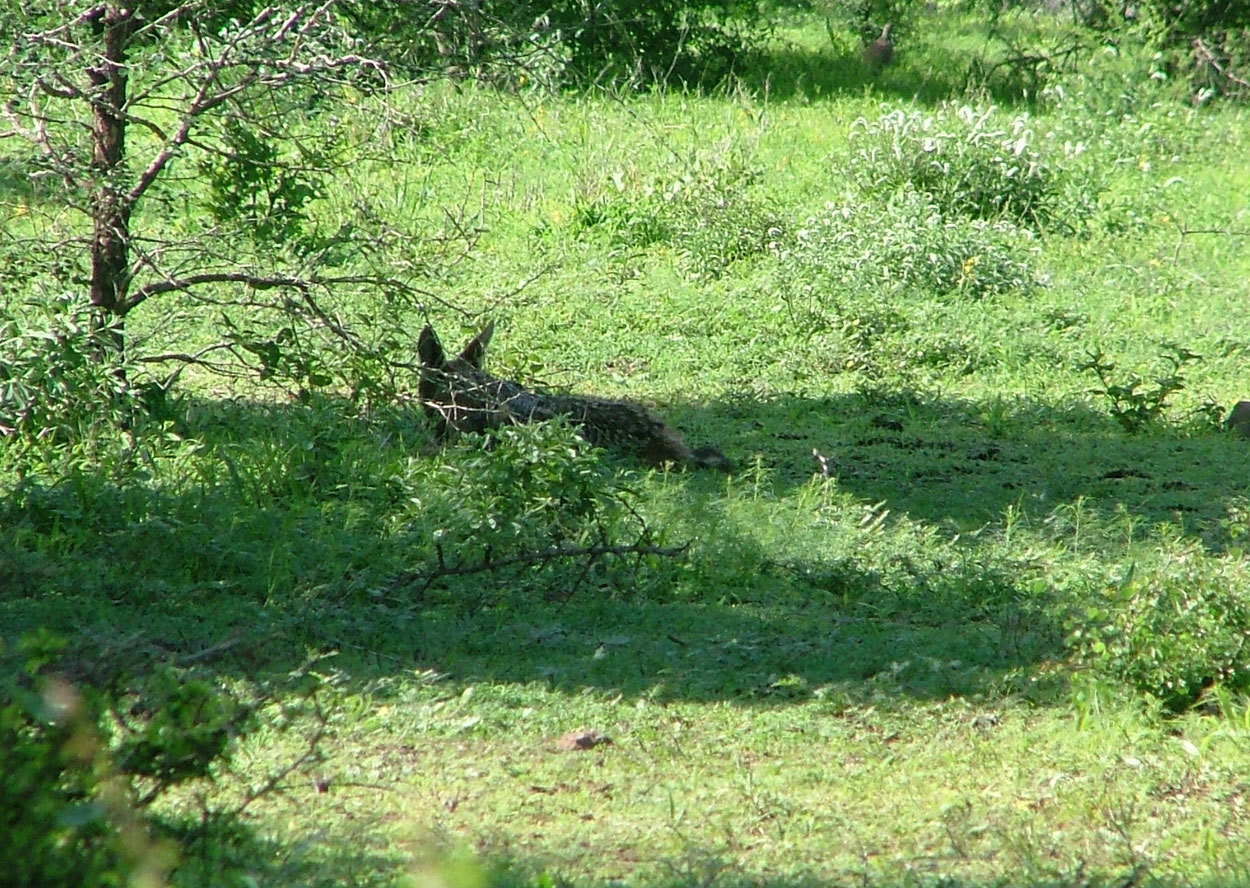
[417,322,730,470]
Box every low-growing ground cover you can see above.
[4,6,1250,887]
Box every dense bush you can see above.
[838,106,1100,234]
[0,625,332,885]
[819,0,911,41]
[1071,0,1250,102]
[1068,558,1250,711]
[767,189,1040,377]
[1,651,147,887]
[407,420,676,603]
[771,188,1039,314]
[0,296,152,456]
[1179,26,1250,103]
[0,632,256,887]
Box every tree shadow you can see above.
[667,388,1248,551]
[740,43,985,106]
[155,810,404,888]
[162,814,1250,888]
[2,383,1245,711]
[150,818,1229,888]
[0,390,1072,709]
[735,14,1050,107]
[5,387,1248,885]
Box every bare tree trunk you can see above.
[86,4,134,361]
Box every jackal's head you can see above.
[418,321,492,373]
[417,322,500,433]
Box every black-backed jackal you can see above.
[417,323,730,470]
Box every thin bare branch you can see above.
[1193,38,1250,94]
[480,262,559,318]
[135,343,239,367]
[36,74,81,100]
[125,271,310,311]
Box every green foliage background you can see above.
[5,1,1250,886]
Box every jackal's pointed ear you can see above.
[417,325,446,368]
[458,321,494,370]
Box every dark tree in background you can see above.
[341,0,769,87]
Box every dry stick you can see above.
[223,696,329,819]
[1192,38,1250,94]
[312,632,409,667]
[1172,225,1250,264]
[393,539,691,596]
[479,261,560,319]
[174,631,248,666]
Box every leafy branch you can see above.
[1080,344,1203,433]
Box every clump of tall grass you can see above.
[1068,554,1250,712]
[768,188,1042,368]
[568,141,777,281]
[837,105,1101,234]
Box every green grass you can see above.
[6,7,1250,887]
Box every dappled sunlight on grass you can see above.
[6,4,1250,885]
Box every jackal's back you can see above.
[417,323,730,470]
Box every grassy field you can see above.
[5,7,1250,887]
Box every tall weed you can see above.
[1079,344,1211,433]
[770,188,1040,350]
[1068,557,1250,712]
[568,142,776,280]
[838,106,1100,234]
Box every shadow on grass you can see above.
[155,814,403,888]
[673,388,1247,546]
[451,851,1243,888]
[736,30,1034,107]
[0,155,46,205]
[162,817,1250,888]
[1,386,1245,707]
[5,389,1250,885]
[739,44,980,106]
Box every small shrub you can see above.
[766,189,1041,377]
[0,632,193,887]
[2,644,142,888]
[1068,559,1250,711]
[407,421,674,602]
[1,628,326,885]
[434,421,630,548]
[0,296,137,453]
[569,180,671,250]
[838,106,1100,234]
[666,175,778,281]
[346,0,770,87]
[770,189,1040,331]
[819,0,913,44]
[569,145,776,280]
[114,665,257,793]
[1079,343,1203,433]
